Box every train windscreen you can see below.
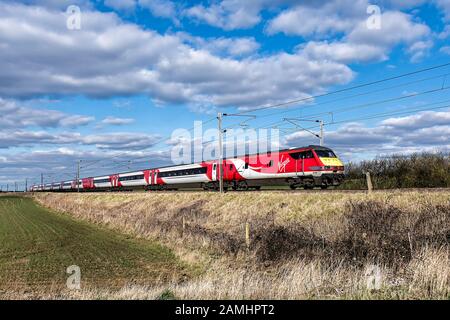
[315,150,336,158]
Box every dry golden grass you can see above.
[30,190,449,300]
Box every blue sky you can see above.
[1,0,450,189]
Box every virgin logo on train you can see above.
[278,155,290,172]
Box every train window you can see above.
[268,160,273,167]
[159,171,170,178]
[315,150,336,158]
[94,178,110,184]
[229,164,233,170]
[304,151,314,159]
[245,163,249,169]
[119,174,144,182]
[290,152,301,159]
[290,151,314,159]
[159,167,207,178]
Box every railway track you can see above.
[18,187,450,195]
[261,187,450,193]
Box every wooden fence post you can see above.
[365,172,373,194]
[245,222,250,250]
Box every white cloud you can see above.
[380,110,450,129]
[0,2,354,109]
[101,116,135,125]
[438,25,450,39]
[267,0,367,37]
[184,0,264,30]
[81,132,160,150]
[177,33,260,57]
[202,37,260,57]
[407,40,433,62]
[440,45,450,54]
[0,98,94,129]
[301,41,387,63]
[346,12,430,47]
[0,130,79,149]
[138,0,178,23]
[299,11,431,64]
[0,129,160,150]
[59,115,96,127]
[436,0,450,21]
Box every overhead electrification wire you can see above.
[267,103,450,138]
[222,71,450,129]
[294,85,450,120]
[223,84,450,133]
[230,61,450,116]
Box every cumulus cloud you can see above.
[81,132,161,150]
[138,0,177,19]
[184,0,264,30]
[299,10,431,63]
[436,0,450,20]
[301,41,387,64]
[100,116,135,125]
[0,130,80,149]
[183,0,437,33]
[0,129,160,151]
[380,110,450,129]
[267,0,367,37]
[346,12,430,47]
[177,33,261,57]
[0,98,94,129]
[438,25,450,39]
[407,40,434,63]
[0,2,354,109]
[440,46,450,55]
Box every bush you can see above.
[251,200,449,267]
[157,289,177,300]
[339,152,450,189]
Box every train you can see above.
[30,145,345,192]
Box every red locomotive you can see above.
[31,145,344,192]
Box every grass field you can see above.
[0,195,191,299]
[33,190,449,299]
